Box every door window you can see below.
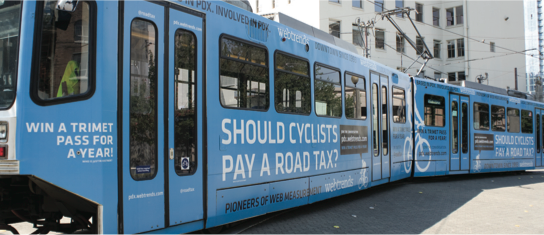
[461,102,468,153]
[174,30,197,175]
[381,86,388,155]
[372,83,379,156]
[451,101,458,154]
[129,19,158,180]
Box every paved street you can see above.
[225,170,544,234]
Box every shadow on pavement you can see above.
[225,170,544,234]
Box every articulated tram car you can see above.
[0,0,541,233]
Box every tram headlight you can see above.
[0,123,7,140]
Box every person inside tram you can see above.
[56,60,80,97]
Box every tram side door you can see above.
[536,109,543,167]
[166,7,204,226]
[449,94,460,171]
[449,95,469,171]
[121,1,166,233]
[370,72,390,181]
[459,96,470,170]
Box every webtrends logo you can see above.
[277,28,310,45]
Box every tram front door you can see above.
[120,1,204,233]
[370,71,390,181]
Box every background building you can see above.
[249,0,533,93]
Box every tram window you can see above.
[392,88,406,123]
[461,102,468,153]
[521,110,533,134]
[424,95,445,127]
[491,106,505,131]
[274,52,310,114]
[0,1,21,109]
[220,37,268,110]
[33,0,94,102]
[315,64,341,117]
[345,73,366,119]
[507,108,520,133]
[537,114,540,153]
[130,19,158,180]
[174,30,197,176]
[473,103,489,130]
[372,83,379,156]
[451,101,458,154]
[382,86,388,155]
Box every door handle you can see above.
[170,148,174,160]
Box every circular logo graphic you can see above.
[181,157,190,170]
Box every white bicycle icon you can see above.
[358,159,369,189]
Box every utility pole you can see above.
[515,67,518,90]
[355,18,374,58]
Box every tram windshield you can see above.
[0,1,21,109]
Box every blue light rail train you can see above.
[0,0,541,233]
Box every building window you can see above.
[424,94,445,127]
[457,39,464,57]
[448,72,456,81]
[353,25,363,46]
[329,20,341,38]
[415,3,423,22]
[345,73,366,119]
[375,28,385,50]
[353,0,362,8]
[416,36,424,55]
[446,6,463,26]
[458,71,465,81]
[433,8,439,26]
[272,0,275,8]
[396,34,405,53]
[315,64,341,117]
[447,40,455,58]
[396,0,404,17]
[275,52,310,115]
[434,72,442,80]
[256,0,259,12]
[375,0,384,12]
[329,0,340,3]
[456,6,463,24]
[433,40,440,58]
[490,42,495,52]
[446,8,454,26]
[474,103,490,130]
[220,37,269,110]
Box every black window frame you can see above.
[491,105,506,132]
[173,29,199,176]
[218,34,269,112]
[424,94,445,127]
[0,1,23,110]
[392,86,406,123]
[473,102,490,130]
[128,18,159,181]
[30,0,97,106]
[274,50,311,116]
[521,109,534,134]
[507,107,520,133]
[344,71,367,120]
[314,62,342,118]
